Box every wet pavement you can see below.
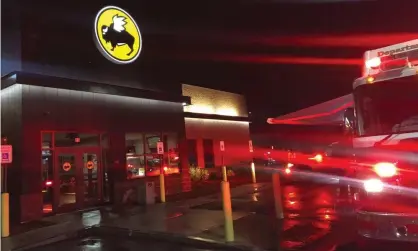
[192,182,358,250]
[27,236,218,251]
[5,178,418,251]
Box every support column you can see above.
[108,132,127,204]
[179,138,191,192]
[196,138,205,168]
[20,126,42,222]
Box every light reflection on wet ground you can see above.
[189,181,354,250]
[21,180,418,251]
[28,236,215,251]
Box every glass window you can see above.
[42,149,53,214]
[125,133,146,179]
[101,134,110,202]
[57,153,77,207]
[55,133,100,147]
[203,139,215,168]
[42,132,53,149]
[187,139,198,167]
[355,76,418,136]
[144,133,161,154]
[102,147,110,202]
[143,133,161,177]
[101,134,109,149]
[82,153,99,203]
[162,133,180,175]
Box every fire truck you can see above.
[340,39,418,243]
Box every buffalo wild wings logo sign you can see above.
[94,6,142,64]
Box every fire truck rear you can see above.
[343,39,418,242]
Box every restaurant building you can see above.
[1,72,190,223]
[182,84,251,170]
[1,2,251,224]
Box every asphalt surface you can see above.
[27,236,215,251]
[25,175,418,251]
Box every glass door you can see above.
[54,148,102,212]
[55,152,79,212]
[81,150,102,206]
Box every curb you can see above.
[89,226,266,251]
[11,225,267,251]
[12,226,90,251]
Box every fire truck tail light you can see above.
[365,57,381,69]
[310,154,323,163]
[364,179,383,193]
[373,162,397,178]
[285,163,293,175]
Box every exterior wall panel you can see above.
[182,84,247,117]
[0,84,23,223]
[185,118,251,167]
[18,84,185,222]
[182,84,251,170]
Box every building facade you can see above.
[1,72,191,223]
[182,84,252,170]
[1,2,252,224]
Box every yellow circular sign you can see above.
[63,162,72,172]
[86,161,95,170]
[94,6,142,64]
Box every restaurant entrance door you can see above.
[54,147,102,212]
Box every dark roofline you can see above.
[184,112,250,122]
[1,71,191,104]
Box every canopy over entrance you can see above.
[267,94,353,126]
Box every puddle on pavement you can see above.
[77,238,104,248]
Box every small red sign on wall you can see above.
[220,141,225,152]
[157,141,164,154]
[1,145,12,164]
[62,162,71,171]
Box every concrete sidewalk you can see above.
[100,183,271,239]
[2,182,270,251]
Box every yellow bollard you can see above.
[2,193,10,237]
[251,162,257,184]
[272,173,284,219]
[221,181,234,242]
[159,173,166,203]
[222,166,227,182]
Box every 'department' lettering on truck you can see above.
[377,43,418,56]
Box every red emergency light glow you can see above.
[45,180,53,186]
[310,154,323,163]
[365,57,381,69]
[367,76,375,83]
[373,162,397,178]
[364,179,383,193]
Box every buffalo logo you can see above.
[62,162,72,172]
[94,6,142,64]
[86,161,95,170]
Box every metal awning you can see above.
[267,94,353,125]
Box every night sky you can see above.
[130,0,418,121]
[8,0,418,122]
